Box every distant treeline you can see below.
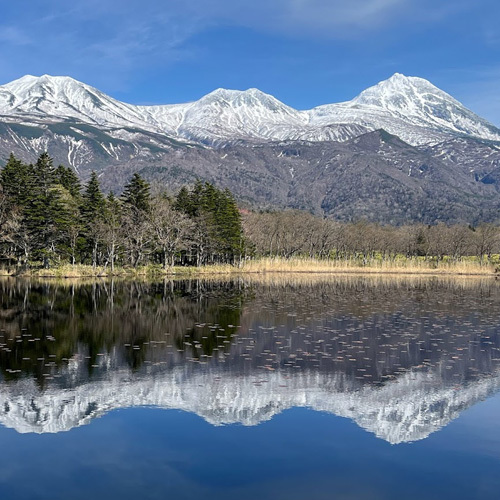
[244,212,500,262]
[0,153,243,269]
[0,152,499,271]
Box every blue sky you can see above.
[1,0,499,124]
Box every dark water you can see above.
[0,276,499,500]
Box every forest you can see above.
[0,153,242,270]
[0,152,500,273]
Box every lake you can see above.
[0,275,499,500]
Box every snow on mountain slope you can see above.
[0,75,160,132]
[1,360,499,444]
[0,73,499,147]
[140,88,306,144]
[310,73,500,145]
[139,88,370,144]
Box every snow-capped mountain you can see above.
[2,72,500,224]
[1,73,499,146]
[141,88,307,143]
[139,87,371,145]
[310,73,500,145]
[0,75,156,131]
[1,360,499,444]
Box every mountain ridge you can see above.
[2,73,499,146]
[2,73,500,224]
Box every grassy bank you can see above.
[1,256,498,278]
[202,256,497,276]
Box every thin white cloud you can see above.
[0,1,204,89]
[183,0,466,38]
[279,0,408,31]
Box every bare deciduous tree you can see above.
[148,196,193,268]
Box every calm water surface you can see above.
[0,276,499,500]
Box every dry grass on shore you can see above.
[0,264,151,279]
[1,256,497,279]
[176,256,497,277]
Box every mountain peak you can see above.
[353,73,445,106]
[1,74,102,111]
[386,72,421,82]
[1,72,499,146]
[199,87,289,110]
[387,72,411,81]
[337,72,500,140]
[186,87,302,132]
[4,74,85,92]
[205,87,271,98]
[384,72,440,89]
[0,73,153,130]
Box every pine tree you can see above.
[33,152,56,196]
[121,173,151,213]
[217,188,243,263]
[81,172,106,267]
[174,186,192,215]
[0,154,33,206]
[22,153,67,266]
[189,180,204,217]
[0,150,247,268]
[81,172,105,220]
[55,165,82,199]
[120,174,153,267]
[48,184,81,263]
[173,181,243,265]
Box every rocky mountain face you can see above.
[1,73,500,223]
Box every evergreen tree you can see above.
[81,172,105,221]
[174,186,192,215]
[0,152,247,269]
[217,188,243,262]
[120,174,152,266]
[55,165,82,199]
[22,153,68,265]
[175,180,204,218]
[49,183,82,264]
[191,180,205,214]
[32,152,56,196]
[81,172,106,267]
[107,191,119,208]
[173,181,243,265]
[198,182,221,260]
[0,154,33,206]
[121,173,151,213]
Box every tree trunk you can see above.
[110,243,115,273]
[92,241,98,269]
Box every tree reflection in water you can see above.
[0,276,499,442]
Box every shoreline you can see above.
[0,261,497,279]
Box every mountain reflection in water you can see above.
[0,276,499,443]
